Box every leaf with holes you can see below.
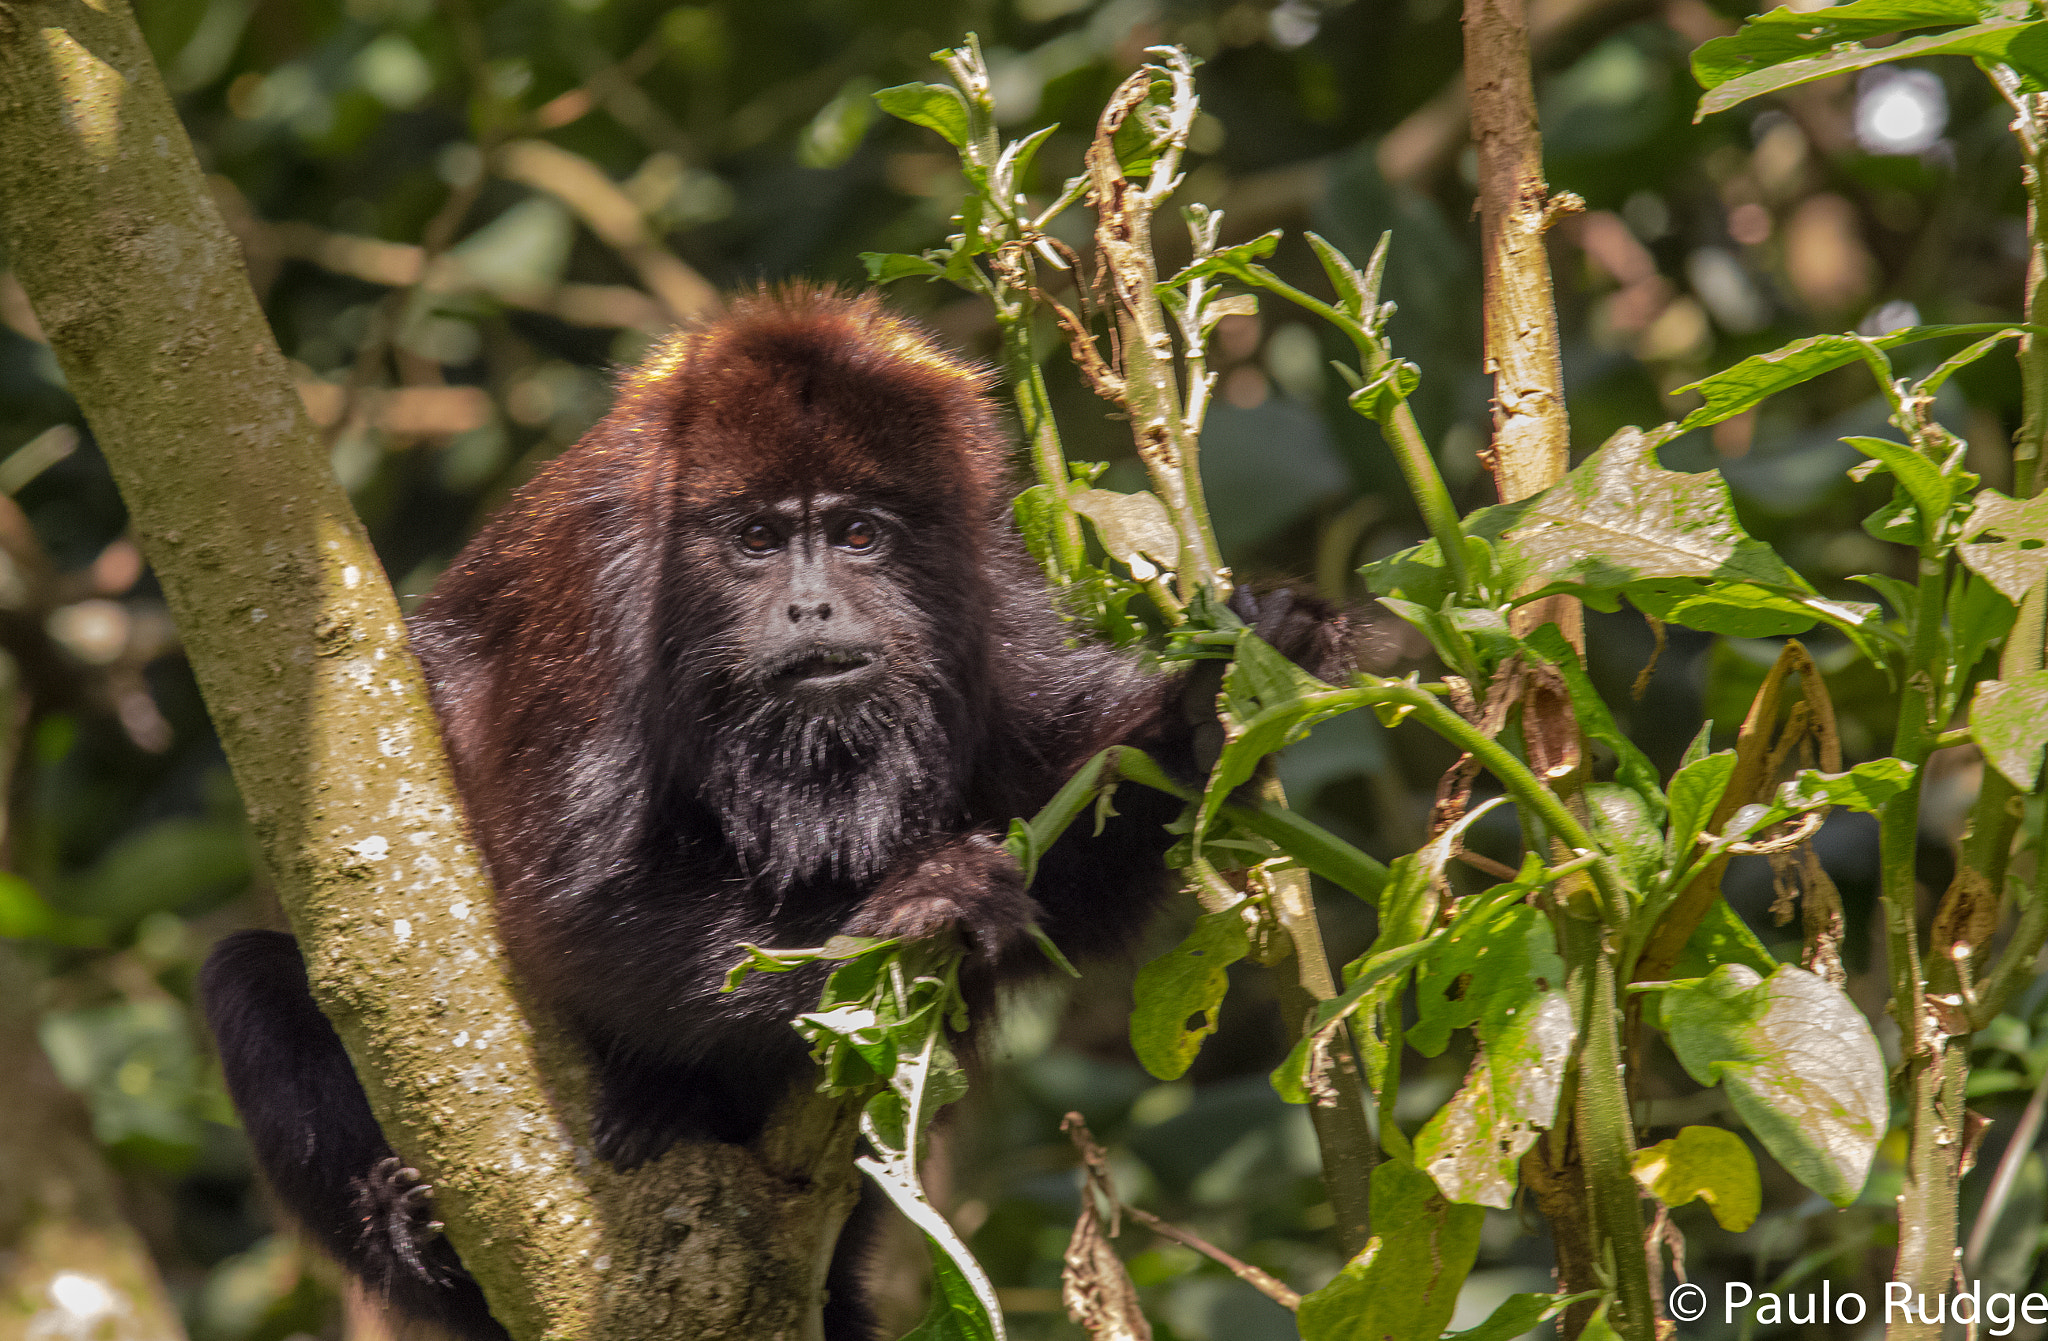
[1971,670,2048,791]
[1959,491,2048,602]
[1129,908,1251,1080]
[1295,1157,1484,1341]
[1408,902,1573,1206]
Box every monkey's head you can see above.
[622,289,1009,887]
[418,289,1014,893]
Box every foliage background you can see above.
[0,0,2036,1336]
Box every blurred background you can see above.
[1,0,2042,1336]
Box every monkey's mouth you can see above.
[766,647,881,691]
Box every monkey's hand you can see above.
[851,832,1037,964]
[1229,585,1354,683]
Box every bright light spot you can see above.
[48,1273,116,1321]
[1269,0,1319,49]
[394,918,412,941]
[1860,299,1921,335]
[1855,68,1946,154]
[352,835,390,862]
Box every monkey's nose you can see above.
[787,601,833,622]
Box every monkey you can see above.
[200,288,1351,1340]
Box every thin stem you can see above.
[1239,271,1473,602]
[997,317,1084,577]
[1964,1061,2048,1275]
[1885,554,1957,1341]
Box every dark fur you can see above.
[201,290,1350,1340]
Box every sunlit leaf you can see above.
[1408,902,1573,1206]
[1971,669,2048,790]
[1447,1291,1603,1341]
[1959,490,2048,602]
[862,251,947,284]
[1633,1125,1763,1231]
[1660,964,1887,1205]
[1503,427,1807,596]
[1672,325,2032,431]
[1695,14,2048,119]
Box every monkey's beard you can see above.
[701,681,953,894]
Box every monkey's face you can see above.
[716,491,918,703]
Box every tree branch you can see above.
[0,3,855,1335]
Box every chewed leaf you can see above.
[1503,427,1805,594]
[1295,1158,1483,1341]
[1971,670,2048,791]
[1959,490,2048,602]
[1129,908,1250,1080]
[1633,1125,1763,1231]
[1660,965,1887,1205]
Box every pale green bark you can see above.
[0,2,856,1335]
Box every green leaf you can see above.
[1129,908,1251,1080]
[1295,1157,1484,1341]
[1503,427,1809,596]
[1695,15,2048,120]
[1001,749,1115,886]
[1843,436,1957,534]
[1448,1293,1602,1341]
[1161,229,1281,286]
[1408,902,1573,1206]
[1953,571,2017,686]
[1971,669,2048,790]
[1196,635,1363,857]
[1304,229,1376,320]
[1691,0,1987,89]
[1672,325,2035,431]
[861,251,947,285]
[1640,898,1780,1033]
[863,1156,1006,1341]
[1665,750,1737,869]
[1068,487,1181,573]
[1633,1125,1763,1232]
[1772,758,1917,816]
[1271,939,1435,1104]
[1960,490,2048,602]
[1362,500,1532,609]
[1346,358,1421,422]
[873,82,971,148]
[1660,964,1888,1205]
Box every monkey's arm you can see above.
[200,931,509,1341]
[1012,585,1356,961]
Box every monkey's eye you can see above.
[737,522,782,555]
[836,518,879,552]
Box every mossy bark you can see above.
[0,2,857,1335]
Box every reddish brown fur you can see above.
[202,288,1353,1341]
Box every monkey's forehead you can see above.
[611,287,1010,510]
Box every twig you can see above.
[1123,1206,1301,1311]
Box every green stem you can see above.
[998,317,1084,577]
[1245,272,1473,602]
[1884,553,1953,1341]
[1567,917,1651,1340]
